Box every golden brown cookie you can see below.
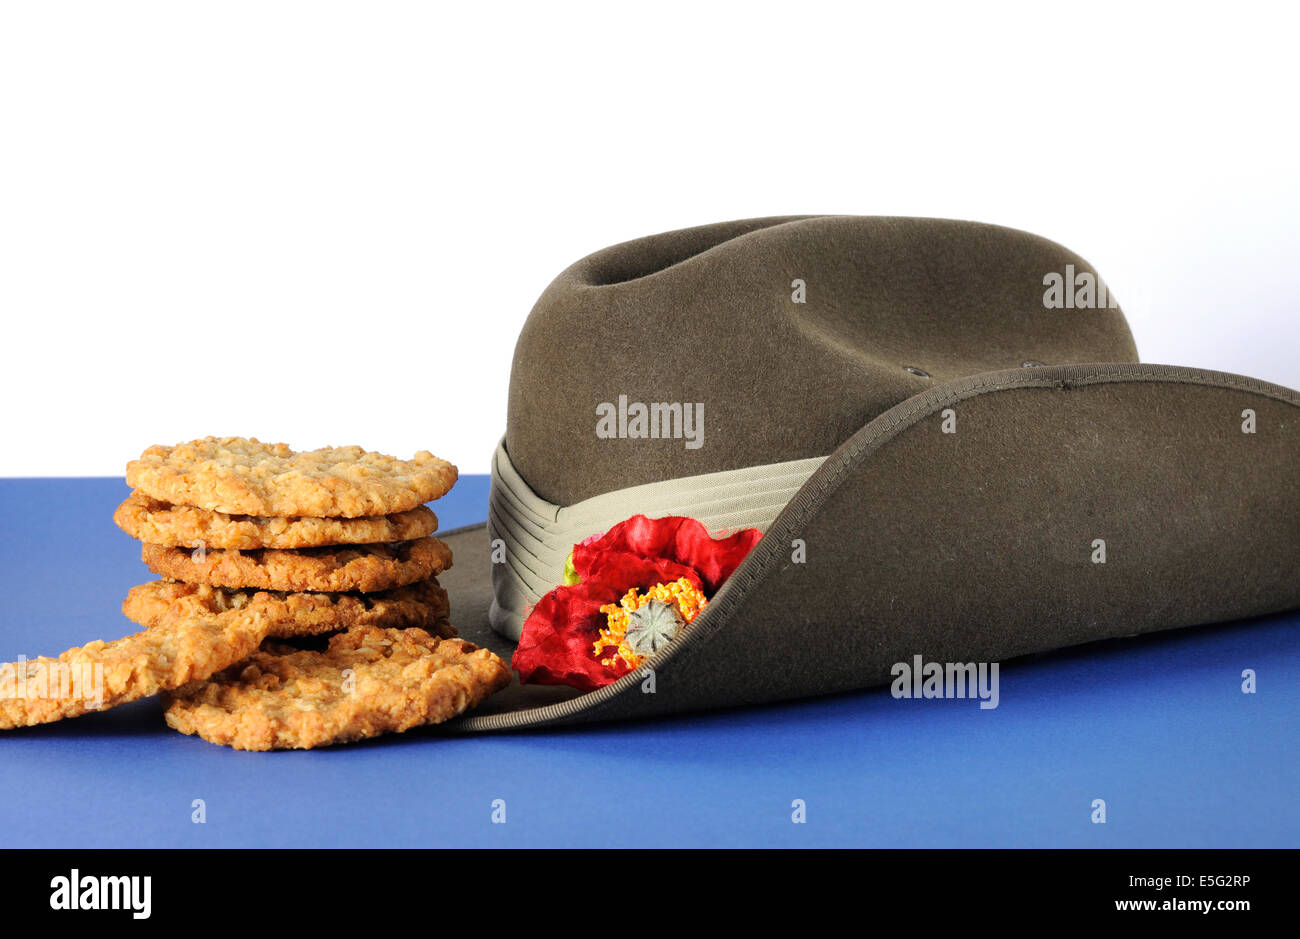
[0,613,271,729]
[163,627,512,750]
[113,491,438,550]
[122,578,454,638]
[141,537,452,593]
[126,437,458,517]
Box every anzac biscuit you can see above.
[0,614,271,729]
[126,437,457,517]
[163,626,512,750]
[122,578,454,639]
[141,537,452,593]
[113,491,438,550]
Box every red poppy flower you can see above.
[512,515,763,691]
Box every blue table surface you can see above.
[0,477,1295,848]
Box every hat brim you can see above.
[442,363,1300,732]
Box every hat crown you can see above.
[506,215,1137,506]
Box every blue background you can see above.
[0,477,1295,848]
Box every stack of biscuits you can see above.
[118,438,461,648]
[0,437,512,750]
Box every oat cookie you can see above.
[114,491,438,550]
[163,626,512,750]
[123,578,454,638]
[141,537,452,593]
[0,614,271,729]
[126,437,457,517]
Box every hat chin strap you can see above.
[487,438,826,641]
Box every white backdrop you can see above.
[2,1,1296,476]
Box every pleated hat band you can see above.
[487,439,825,641]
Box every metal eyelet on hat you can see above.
[903,365,931,378]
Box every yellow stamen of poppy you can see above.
[594,577,707,670]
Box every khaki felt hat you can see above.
[439,215,1300,731]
